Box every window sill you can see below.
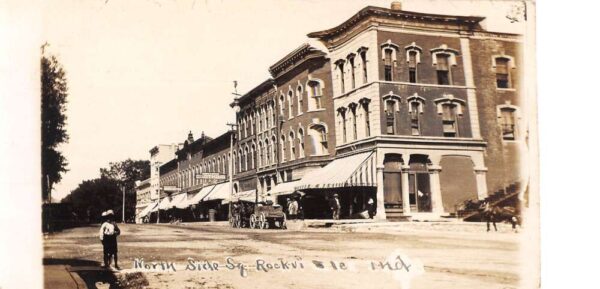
[496,88,516,92]
[306,108,326,113]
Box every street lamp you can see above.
[228,97,241,221]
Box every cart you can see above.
[249,202,287,229]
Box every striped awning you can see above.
[268,180,300,196]
[138,202,158,217]
[171,193,190,209]
[294,151,376,190]
[183,185,216,207]
[204,182,230,202]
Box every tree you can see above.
[61,177,121,223]
[100,159,151,221]
[41,47,69,202]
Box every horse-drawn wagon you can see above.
[230,200,286,229]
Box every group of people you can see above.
[285,197,301,220]
[482,201,521,232]
[328,194,376,220]
[99,209,121,270]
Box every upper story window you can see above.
[297,85,303,114]
[298,127,305,158]
[309,124,328,155]
[359,98,371,137]
[498,105,518,140]
[358,47,368,84]
[348,53,356,89]
[280,135,286,162]
[335,59,346,94]
[349,103,358,141]
[436,54,451,85]
[287,90,294,119]
[435,95,465,138]
[307,80,323,110]
[405,42,422,84]
[383,94,401,135]
[279,94,285,119]
[384,49,394,81]
[407,94,425,136]
[493,56,515,89]
[337,107,347,143]
[289,131,296,161]
[431,45,459,86]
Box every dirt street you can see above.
[44,222,521,289]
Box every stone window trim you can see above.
[496,103,521,141]
[382,92,402,113]
[296,83,303,115]
[404,42,423,64]
[380,39,400,63]
[308,122,329,156]
[297,125,305,159]
[491,54,516,69]
[430,44,459,67]
[306,77,325,111]
[407,93,426,114]
[433,94,466,115]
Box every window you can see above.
[279,95,285,118]
[280,135,286,162]
[298,128,305,158]
[408,51,418,83]
[442,103,458,137]
[338,107,347,143]
[297,86,303,114]
[384,49,393,81]
[264,140,270,165]
[348,54,356,89]
[308,80,322,110]
[360,98,371,137]
[289,131,295,161]
[410,102,420,135]
[499,107,516,140]
[309,124,328,155]
[436,54,451,85]
[495,57,511,88]
[385,100,396,134]
[271,136,277,164]
[349,103,357,140]
[337,61,346,94]
[288,91,293,119]
[360,49,368,83]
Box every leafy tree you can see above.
[61,177,121,223]
[41,49,69,202]
[99,159,151,221]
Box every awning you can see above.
[237,189,257,203]
[294,151,376,190]
[157,195,173,210]
[204,182,231,202]
[138,202,157,218]
[183,185,216,207]
[268,180,300,196]
[171,193,189,209]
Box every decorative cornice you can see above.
[268,43,327,78]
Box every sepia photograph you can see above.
[3,0,543,288]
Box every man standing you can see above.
[329,194,341,220]
[367,197,375,219]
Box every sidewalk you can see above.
[44,265,86,289]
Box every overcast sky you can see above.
[43,0,526,200]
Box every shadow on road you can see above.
[44,258,122,289]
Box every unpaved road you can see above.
[44,222,522,289]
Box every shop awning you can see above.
[294,151,376,190]
[183,185,216,207]
[157,195,173,210]
[237,189,257,203]
[268,180,300,196]
[171,193,189,209]
[138,202,157,218]
[204,182,230,202]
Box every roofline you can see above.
[236,79,275,105]
[268,43,327,78]
[307,6,486,39]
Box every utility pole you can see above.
[122,185,125,223]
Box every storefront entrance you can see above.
[408,155,432,212]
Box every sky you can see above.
[42,0,526,200]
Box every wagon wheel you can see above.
[258,213,266,229]
[281,213,287,230]
[249,214,257,229]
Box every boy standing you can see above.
[99,210,121,270]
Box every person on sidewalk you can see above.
[99,210,121,270]
[288,197,298,221]
[483,201,498,232]
[367,197,375,219]
[329,194,341,220]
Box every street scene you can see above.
[44,222,521,289]
[38,0,535,288]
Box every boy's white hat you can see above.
[101,211,108,217]
[105,210,114,215]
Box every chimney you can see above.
[187,131,194,143]
[391,1,402,11]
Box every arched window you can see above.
[298,128,305,158]
[349,103,358,141]
[265,139,271,165]
[250,144,256,170]
[289,131,296,161]
[359,98,371,137]
[335,59,346,94]
[244,146,249,171]
[279,94,285,118]
[297,85,303,114]
[347,53,356,89]
[337,107,347,143]
[271,136,277,164]
[358,47,368,84]
[280,135,286,162]
[238,149,243,172]
[258,141,264,168]
[309,124,328,156]
[287,90,294,119]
